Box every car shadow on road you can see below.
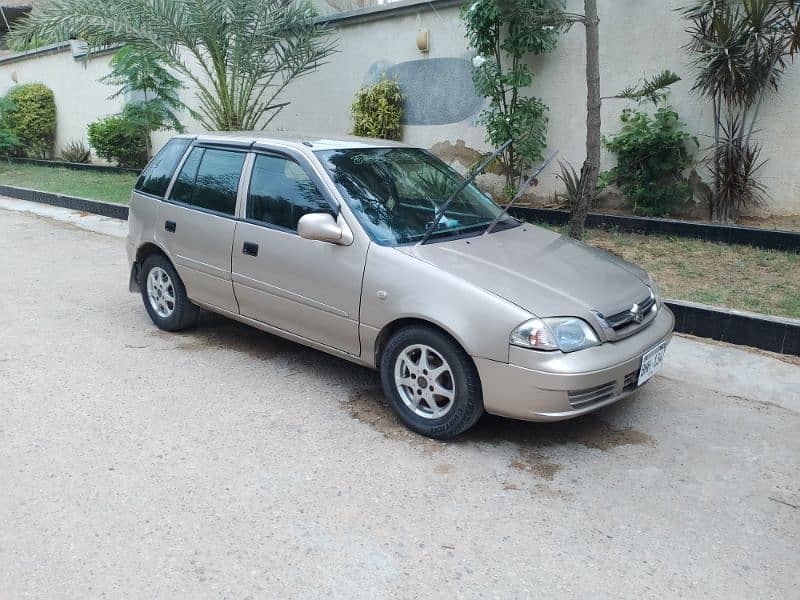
[345,387,654,454]
[183,312,655,452]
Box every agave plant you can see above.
[60,139,91,163]
[682,0,800,222]
[12,0,337,131]
[712,114,769,222]
[555,160,582,209]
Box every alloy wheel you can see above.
[146,266,176,318]
[394,344,456,419]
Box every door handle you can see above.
[242,241,259,257]
[164,220,176,233]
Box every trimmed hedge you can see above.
[87,113,148,169]
[4,83,56,159]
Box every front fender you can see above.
[360,244,531,364]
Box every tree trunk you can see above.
[567,0,601,240]
[710,92,722,222]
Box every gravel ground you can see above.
[1,206,798,599]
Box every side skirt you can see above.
[191,300,375,369]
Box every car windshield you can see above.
[314,147,519,245]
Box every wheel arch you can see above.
[373,317,472,370]
[129,241,175,292]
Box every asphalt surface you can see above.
[1,205,798,599]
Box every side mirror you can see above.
[297,212,353,245]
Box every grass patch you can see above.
[527,221,799,319]
[0,161,138,205]
[583,228,800,320]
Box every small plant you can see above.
[101,46,185,158]
[87,113,148,168]
[4,83,56,159]
[60,139,91,163]
[601,107,697,217]
[351,76,405,141]
[555,161,582,209]
[461,0,563,194]
[712,114,768,216]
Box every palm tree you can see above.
[12,0,337,131]
[682,1,800,222]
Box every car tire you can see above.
[139,253,198,331]
[380,325,484,439]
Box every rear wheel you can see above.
[139,253,198,331]
[380,326,484,439]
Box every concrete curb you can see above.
[510,206,800,252]
[2,186,797,356]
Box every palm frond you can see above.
[11,0,337,131]
[611,70,682,105]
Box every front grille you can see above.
[568,369,640,409]
[605,293,656,330]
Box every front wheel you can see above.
[380,326,484,439]
[139,253,198,331]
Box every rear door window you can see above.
[168,147,246,216]
[135,138,191,198]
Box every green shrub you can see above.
[87,112,148,168]
[60,139,91,163]
[601,107,697,217]
[0,97,21,156]
[351,76,404,141]
[4,83,56,159]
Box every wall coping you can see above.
[0,40,119,66]
[316,0,462,27]
[0,0,461,66]
[0,41,71,65]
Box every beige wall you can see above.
[0,47,124,158]
[0,0,798,215]
[278,0,800,215]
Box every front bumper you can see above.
[475,306,675,421]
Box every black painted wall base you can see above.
[6,157,141,175]
[667,300,799,356]
[510,207,800,253]
[0,185,129,221]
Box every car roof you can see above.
[174,131,411,152]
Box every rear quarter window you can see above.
[135,138,192,198]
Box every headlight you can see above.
[510,317,600,353]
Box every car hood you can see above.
[397,225,652,318]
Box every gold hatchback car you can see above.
[127,133,674,438]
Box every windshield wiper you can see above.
[417,139,512,246]
[483,150,559,236]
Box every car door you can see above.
[231,151,367,356]
[156,145,247,314]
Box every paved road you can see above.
[1,206,798,599]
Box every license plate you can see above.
[637,341,668,386]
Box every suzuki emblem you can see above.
[630,303,645,324]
